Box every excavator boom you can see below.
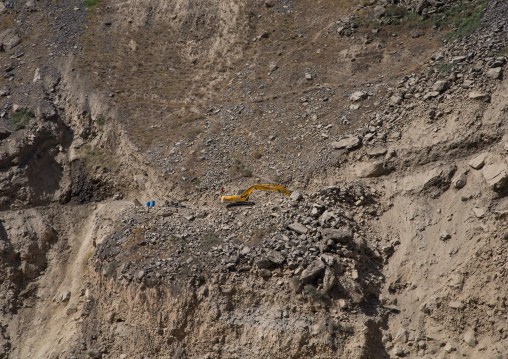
[221,184,291,205]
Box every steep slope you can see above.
[0,0,507,358]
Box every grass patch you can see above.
[233,158,253,178]
[201,231,222,249]
[445,2,485,39]
[83,0,100,7]
[385,5,408,18]
[434,61,455,74]
[9,109,34,130]
[96,115,105,126]
[331,321,355,336]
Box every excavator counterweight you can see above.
[221,184,290,207]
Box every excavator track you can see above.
[225,201,255,208]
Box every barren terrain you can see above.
[0,0,507,358]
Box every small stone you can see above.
[390,95,403,105]
[461,79,474,88]
[350,91,368,102]
[486,67,502,79]
[61,291,71,302]
[392,347,404,357]
[259,268,272,278]
[469,91,491,102]
[469,153,488,170]
[321,228,353,244]
[356,161,385,178]
[289,191,303,201]
[331,136,361,150]
[87,349,102,358]
[472,207,485,218]
[433,80,450,93]
[483,163,508,190]
[463,330,477,347]
[443,342,455,353]
[451,56,467,63]
[439,232,451,241]
[367,147,387,157]
[288,222,308,235]
[393,328,409,344]
[448,301,465,310]
[452,172,467,189]
[299,260,326,284]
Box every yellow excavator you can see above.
[221,184,291,207]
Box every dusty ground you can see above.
[0,0,507,358]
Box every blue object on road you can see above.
[146,202,150,207]
[151,201,155,207]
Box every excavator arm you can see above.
[221,184,291,204]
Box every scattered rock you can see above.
[448,301,465,310]
[469,153,488,170]
[258,269,272,278]
[472,207,485,218]
[486,67,502,79]
[392,347,404,357]
[482,163,508,190]
[61,291,71,302]
[367,147,387,157]
[468,91,491,102]
[443,342,455,353]
[390,95,403,105]
[265,0,276,8]
[266,251,285,265]
[331,136,361,150]
[451,56,467,64]
[289,191,303,202]
[350,91,368,102]
[299,260,326,284]
[439,232,451,241]
[393,328,409,344]
[0,28,21,50]
[321,227,353,244]
[87,349,102,358]
[463,330,477,347]
[433,80,450,93]
[452,172,467,189]
[288,222,308,234]
[356,161,386,178]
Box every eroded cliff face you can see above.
[0,0,507,358]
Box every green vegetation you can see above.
[106,261,117,277]
[304,284,324,300]
[385,5,408,18]
[446,2,485,39]
[331,321,355,336]
[233,158,253,177]
[354,1,485,39]
[96,115,105,126]
[83,0,100,8]
[9,109,34,130]
[201,231,222,249]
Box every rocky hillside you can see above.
[0,0,507,358]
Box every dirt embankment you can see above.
[0,0,507,358]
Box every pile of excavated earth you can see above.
[0,0,507,358]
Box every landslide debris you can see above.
[0,0,507,358]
